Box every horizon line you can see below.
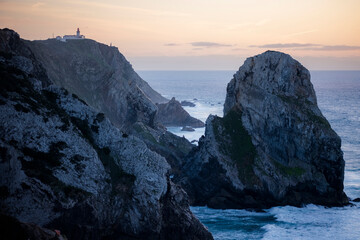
[136,69,360,71]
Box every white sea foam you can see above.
[262,204,360,240]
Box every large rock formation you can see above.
[27,37,203,131]
[0,28,212,239]
[26,34,199,175]
[27,37,166,129]
[180,51,348,209]
[157,97,205,128]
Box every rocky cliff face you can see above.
[27,38,166,129]
[26,35,199,175]
[180,51,348,209]
[0,28,212,240]
[157,97,205,128]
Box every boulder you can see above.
[179,51,348,209]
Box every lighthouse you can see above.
[59,28,85,41]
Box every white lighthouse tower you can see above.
[60,28,85,41]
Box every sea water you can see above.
[138,70,360,240]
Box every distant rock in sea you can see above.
[179,51,348,209]
[181,126,195,132]
[181,100,196,107]
[0,28,213,240]
[157,97,205,128]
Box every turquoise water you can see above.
[139,70,360,240]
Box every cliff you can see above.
[0,28,212,239]
[27,38,166,129]
[26,35,200,175]
[180,51,348,209]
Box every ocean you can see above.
[138,70,360,240]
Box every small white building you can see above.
[56,28,85,42]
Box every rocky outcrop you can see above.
[182,126,195,132]
[130,122,194,179]
[0,28,50,87]
[0,28,213,240]
[27,37,167,129]
[180,51,348,209]
[181,100,196,107]
[157,97,205,128]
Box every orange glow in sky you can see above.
[1,0,360,70]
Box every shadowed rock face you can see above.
[180,51,348,209]
[0,28,213,240]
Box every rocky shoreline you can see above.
[0,28,350,239]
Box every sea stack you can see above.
[180,51,348,209]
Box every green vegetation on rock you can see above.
[212,109,259,184]
[273,161,305,177]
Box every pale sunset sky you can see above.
[1,0,360,70]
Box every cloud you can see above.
[190,42,232,48]
[66,0,190,17]
[284,30,318,37]
[129,55,360,71]
[32,2,45,9]
[250,43,360,51]
[164,43,180,46]
[306,45,360,51]
[250,43,320,48]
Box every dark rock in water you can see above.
[352,198,360,202]
[157,97,205,128]
[181,126,195,132]
[179,51,348,209]
[181,100,196,107]
[0,28,213,240]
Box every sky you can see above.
[1,0,360,70]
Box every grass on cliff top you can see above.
[212,109,259,185]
